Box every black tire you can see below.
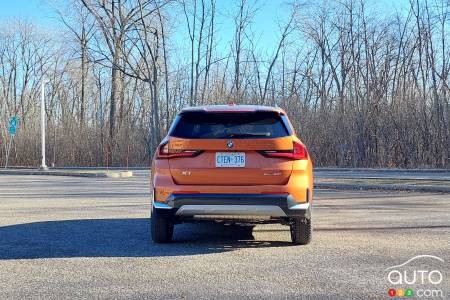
[290,217,311,245]
[151,208,174,243]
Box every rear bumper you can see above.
[153,193,311,219]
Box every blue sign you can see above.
[8,116,17,135]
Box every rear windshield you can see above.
[170,111,290,139]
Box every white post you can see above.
[40,80,48,170]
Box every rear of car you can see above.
[151,105,313,245]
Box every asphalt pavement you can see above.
[0,171,449,299]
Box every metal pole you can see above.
[40,81,48,170]
[5,136,12,169]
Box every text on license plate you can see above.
[215,152,245,167]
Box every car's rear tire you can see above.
[151,208,174,243]
[290,217,311,245]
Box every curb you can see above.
[0,169,133,178]
[315,182,450,193]
[105,171,133,178]
[0,166,148,170]
[315,167,450,173]
[3,166,449,172]
[1,169,448,192]
[317,176,450,182]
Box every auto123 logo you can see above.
[385,255,445,298]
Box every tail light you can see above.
[157,141,202,159]
[259,141,308,160]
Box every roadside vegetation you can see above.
[0,0,449,168]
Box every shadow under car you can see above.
[0,218,291,260]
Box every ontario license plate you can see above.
[215,152,245,167]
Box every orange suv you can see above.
[151,105,313,245]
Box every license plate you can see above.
[215,152,245,167]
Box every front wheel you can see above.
[290,217,311,245]
[151,208,174,243]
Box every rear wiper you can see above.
[226,132,270,138]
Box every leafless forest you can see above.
[0,0,449,168]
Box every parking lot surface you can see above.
[0,171,449,299]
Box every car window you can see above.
[170,111,290,139]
